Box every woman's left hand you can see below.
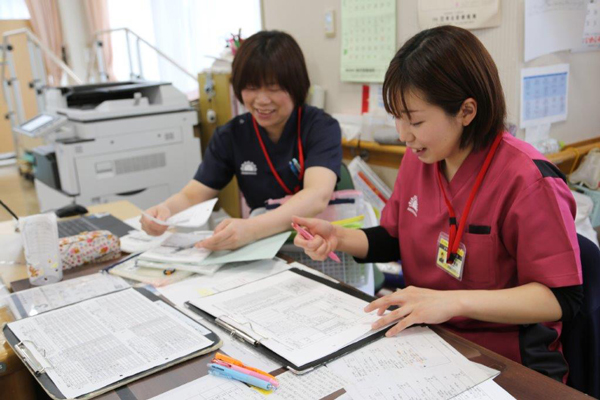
[196,218,257,251]
[364,286,463,337]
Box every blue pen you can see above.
[208,363,274,391]
[291,158,302,173]
[289,160,300,177]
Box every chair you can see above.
[335,162,354,191]
[562,234,600,397]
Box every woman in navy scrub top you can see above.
[141,31,342,251]
[293,26,583,382]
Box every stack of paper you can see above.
[137,232,224,276]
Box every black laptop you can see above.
[57,214,134,238]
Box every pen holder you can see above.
[19,213,63,286]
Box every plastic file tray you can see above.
[281,250,367,287]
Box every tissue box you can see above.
[59,230,121,269]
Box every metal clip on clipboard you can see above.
[215,316,267,347]
[15,341,47,376]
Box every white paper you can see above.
[149,373,264,400]
[6,273,129,319]
[9,289,213,399]
[154,300,212,336]
[139,232,212,264]
[418,0,501,30]
[520,64,569,128]
[327,326,498,400]
[190,270,387,367]
[268,368,347,400]
[525,0,587,61]
[142,198,218,228]
[119,228,172,254]
[454,379,516,400]
[157,259,291,308]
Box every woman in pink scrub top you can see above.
[293,26,582,382]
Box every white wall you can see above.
[263,0,600,145]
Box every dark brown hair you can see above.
[231,31,310,107]
[382,25,506,151]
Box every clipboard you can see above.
[185,267,391,374]
[3,287,222,400]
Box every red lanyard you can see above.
[251,107,304,195]
[436,133,503,262]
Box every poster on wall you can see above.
[520,64,570,128]
[340,0,396,83]
[418,0,501,30]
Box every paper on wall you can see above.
[520,64,569,128]
[418,0,501,30]
[341,0,396,83]
[525,0,587,62]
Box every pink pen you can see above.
[213,360,279,387]
[291,222,341,263]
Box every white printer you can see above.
[22,81,201,212]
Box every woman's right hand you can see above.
[140,204,171,236]
[292,216,338,261]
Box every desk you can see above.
[0,201,590,399]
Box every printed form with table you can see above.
[1,198,519,400]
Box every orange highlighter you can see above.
[291,222,341,263]
[214,353,277,381]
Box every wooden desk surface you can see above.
[1,201,591,399]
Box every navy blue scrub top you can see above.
[194,105,342,210]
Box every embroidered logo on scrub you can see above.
[240,161,257,175]
[407,195,418,217]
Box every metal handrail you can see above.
[1,28,83,86]
[90,27,196,83]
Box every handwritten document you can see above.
[327,326,498,400]
[455,379,516,400]
[158,258,291,308]
[9,289,213,399]
[268,368,347,400]
[190,270,386,367]
[149,373,264,400]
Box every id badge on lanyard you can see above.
[436,232,466,280]
[434,133,503,281]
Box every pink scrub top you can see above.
[381,132,582,376]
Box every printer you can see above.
[18,81,201,212]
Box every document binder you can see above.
[3,287,222,400]
[185,268,391,374]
